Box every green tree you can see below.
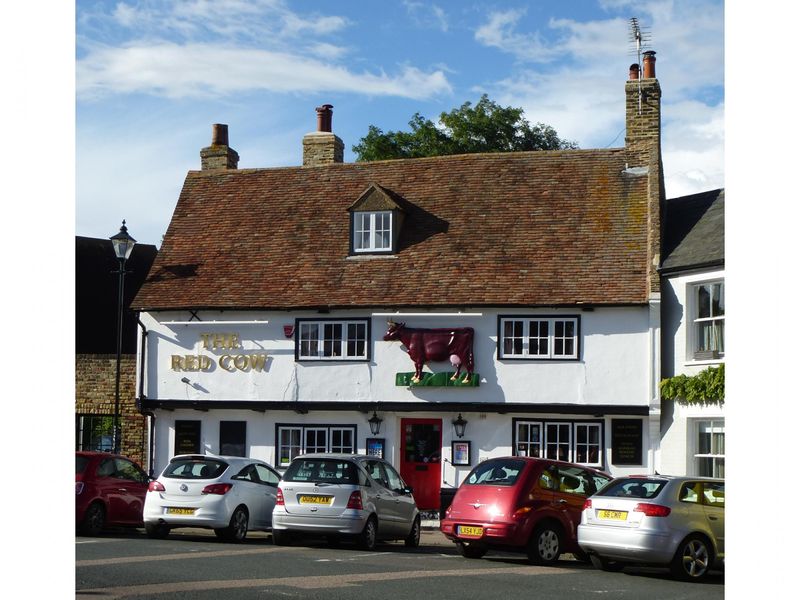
[353,94,577,161]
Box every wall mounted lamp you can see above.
[368,411,383,436]
[452,413,468,438]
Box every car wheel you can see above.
[79,502,105,536]
[527,522,562,564]
[670,534,713,581]
[217,507,249,543]
[357,516,378,551]
[455,541,487,559]
[589,554,625,572]
[145,523,170,539]
[272,529,292,546]
[404,516,421,548]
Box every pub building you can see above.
[132,56,665,512]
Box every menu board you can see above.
[174,420,201,455]
[611,419,643,465]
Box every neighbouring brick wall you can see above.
[625,77,664,297]
[75,354,146,465]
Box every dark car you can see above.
[440,456,611,564]
[76,451,150,535]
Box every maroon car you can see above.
[76,451,150,535]
[440,456,611,564]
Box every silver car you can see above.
[143,454,282,542]
[577,475,724,581]
[272,454,420,550]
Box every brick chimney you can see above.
[302,104,344,167]
[200,124,239,170]
[624,50,664,296]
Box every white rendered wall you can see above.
[139,306,651,408]
[659,269,725,476]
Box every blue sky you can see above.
[75,0,725,246]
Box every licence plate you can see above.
[458,525,484,537]
[299,495,333,505]
[597,509,628,520]
[166,507,196,515]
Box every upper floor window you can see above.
[693,281,724,359]
[354,211,392,252]
[498,316,580,360]
[296,319,370,361]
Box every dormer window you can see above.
[349,183,405,255]
[354,211,392,252]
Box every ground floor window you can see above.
[76,414,113,452]
[694,419,724,478]
[276,424,356,467]
[219,421,246,456]
[513,419,603,467]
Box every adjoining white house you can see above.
[131,53,667,511]
[659,189,725,477]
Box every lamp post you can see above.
[110,220,136,455]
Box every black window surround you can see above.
[294,317,372,362]
[497,314,582,361]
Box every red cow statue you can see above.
[384,321,475,384]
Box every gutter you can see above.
[136,314,156,476]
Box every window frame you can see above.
[295,318,371,362]
[75,414,114,452]
[351,210,394,254]
[512,418,604,468]
[691,418,725,478]
[690,279,725,360]
[497,315,581,360]
[275,423,358,468]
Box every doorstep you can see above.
[420,510,440,531]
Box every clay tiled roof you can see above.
[133,149,650,311]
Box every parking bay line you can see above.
[79,564,578,598]
[76,545,300,567]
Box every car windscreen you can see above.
[163,458,228,479]
[76,455,90,474]
[283,458,359,484]
[464,459,526,486]
[596,478,666,499]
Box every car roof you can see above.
[294,453,379,461]
[482,456,611,475]
[618,474,724,483]
[170,454,271,467]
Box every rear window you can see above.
[597,478,666,499]
[465,459,526,486]
[76,455,90,474]
[163,458,228,479]
[283,458,360,484]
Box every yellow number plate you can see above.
[166,507,196,515]
[299,495,333,505]
[458,525,484,537]
[597,509,628,520]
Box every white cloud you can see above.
[475,9,561,62]
[77,43,451,100]
[404,1,449,32]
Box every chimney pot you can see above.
[211,123,229,146]
[642,51,656,78]
[629,63,640,81]
[316,104,334,132]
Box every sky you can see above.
[74,0,725,247]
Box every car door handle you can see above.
[708,515,719,521]
[376,495,382,499]
[556,499,567,504]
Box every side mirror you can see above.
[403,486,414,495]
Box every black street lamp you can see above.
[110,220,136,455]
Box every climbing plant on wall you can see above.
[660,364,725,406]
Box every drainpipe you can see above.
[136,315,156,476]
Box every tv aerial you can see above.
[629,18,652,114]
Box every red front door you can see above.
[400,418,442,510]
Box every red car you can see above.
[76,451,150,535]
[441,456,611,563]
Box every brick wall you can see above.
[302,132,344,167]
[75,354,147,466]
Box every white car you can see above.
[144,454,281,542]
[272,453,420,550]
